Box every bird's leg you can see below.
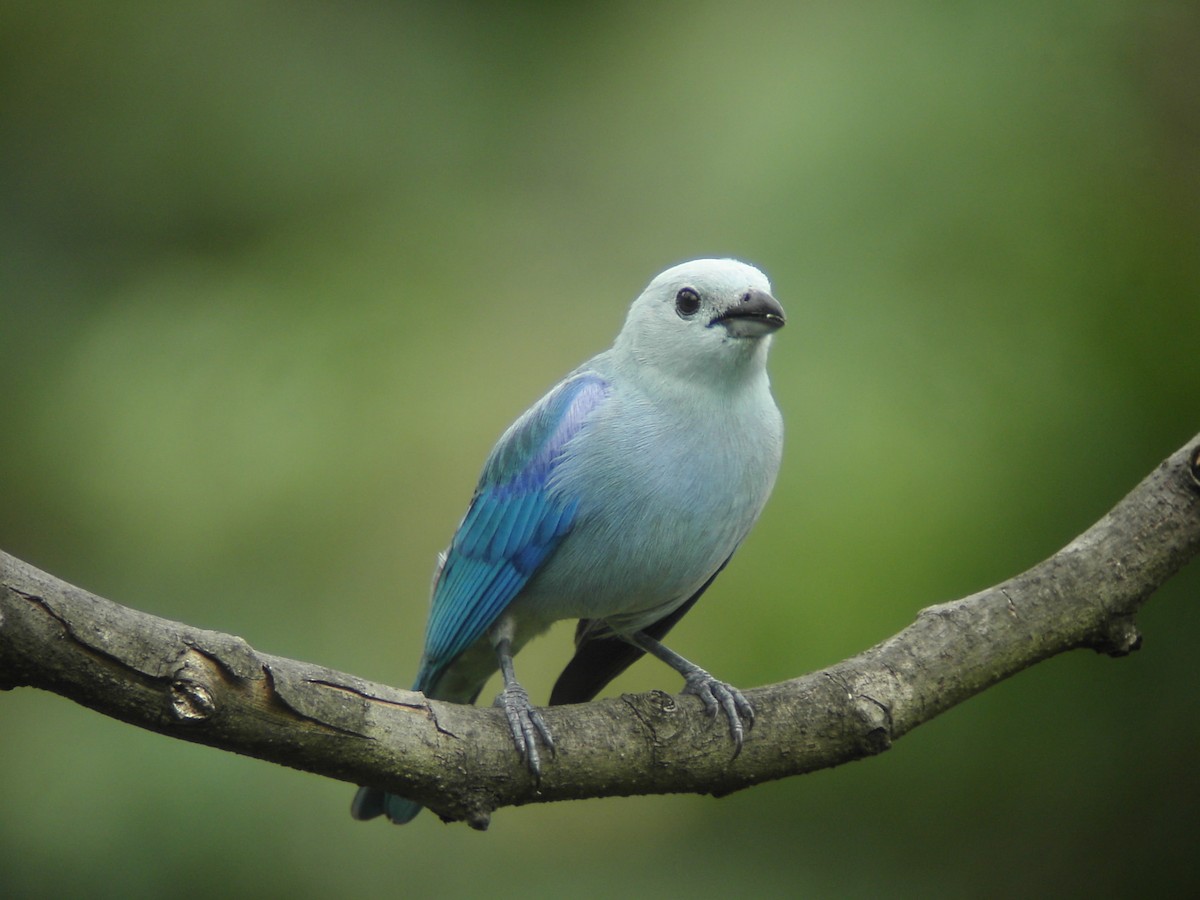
[489,617,555,777]
[626,630,754,756]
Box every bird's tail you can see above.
[350,667,489,825]
[350,786,423,825]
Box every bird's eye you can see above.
[675,287,701,318]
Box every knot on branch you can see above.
[170,649,220,721]
[1089,616,1143,658]
[853,694,894,755]
[465,809,492,831]
[620,689,689,751]
[1189,444,1200,491]
[823,671,895,758]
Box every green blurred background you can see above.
[2,2,1198,896]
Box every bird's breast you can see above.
[512,381,781,629]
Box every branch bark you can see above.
[3,434,1199,829]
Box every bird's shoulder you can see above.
[476,367,613,493]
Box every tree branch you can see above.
[3,434,1199,829]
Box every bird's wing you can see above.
[416,371,611,692]
[548,555,732,705]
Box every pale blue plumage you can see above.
[352,258,785,826]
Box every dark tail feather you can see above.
[549,557,729,706]
[549,631,647,705]
[351,786,423,825]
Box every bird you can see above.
[351,258,785,825]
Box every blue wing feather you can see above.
[415,372,610,693]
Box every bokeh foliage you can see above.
[2,2,1198,896]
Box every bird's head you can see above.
[614,258,785,384]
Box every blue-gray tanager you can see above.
[352,258,785,824]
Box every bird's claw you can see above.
[682,669,755,756]
[494,682,555,776]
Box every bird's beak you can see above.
[710,289,786,337]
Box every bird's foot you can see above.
[682,669,755,756]
[493,681,555,777]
